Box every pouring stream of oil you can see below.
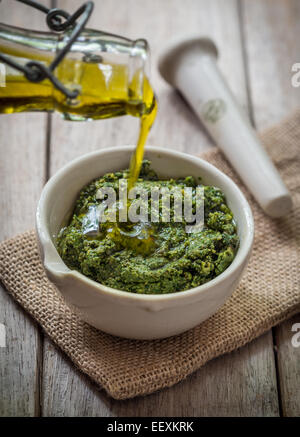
[127,78,157,191]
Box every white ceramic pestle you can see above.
[158,37,293,218]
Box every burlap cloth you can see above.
[0,111,299,400]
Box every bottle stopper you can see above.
[158,36,293,218]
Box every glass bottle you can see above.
[0,23,155,121]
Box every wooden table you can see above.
[0,0,299,417]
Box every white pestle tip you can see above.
[264,195,293,219]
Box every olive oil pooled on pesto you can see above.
[57,162,239,294]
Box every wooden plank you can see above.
[275,315,300,417]
[242,0,300,417]
[42,0,279,416]
[0,1,50,416]
[42,341,106,417]
[242,0,300,128]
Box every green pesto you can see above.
[57,161,239,294]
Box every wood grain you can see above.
[275,315,300,417]
[0,0,50,416]
[241,0,300,417]
[242,0,300,129]
[42,0,279,417]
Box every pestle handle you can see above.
[159,38,293,218]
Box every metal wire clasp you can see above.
[0,0,94,98]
